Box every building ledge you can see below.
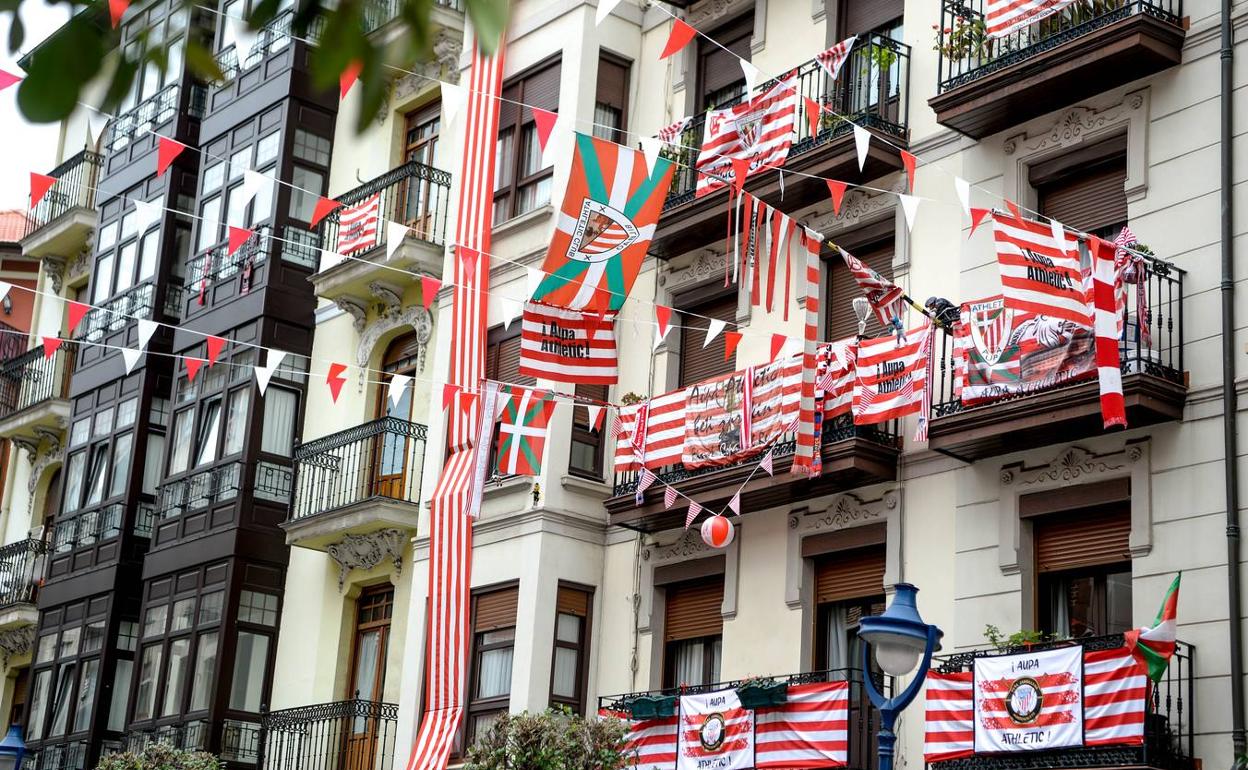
[0,397,70,442]
[19,207,97,260]
[311,233,443,303]
[282,497,419,551]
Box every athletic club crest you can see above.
[969,298,1014,366]
[565,198,639,264]
[698,713,727,751]
[1006,677,1043,725]
[734,112,764,150]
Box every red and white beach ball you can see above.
[700,514,735,549]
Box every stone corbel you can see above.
[334,297,368,333]
[0,626,35,667]
[42,259,65,295]
[325,528,406,592]
[368,281,404,316]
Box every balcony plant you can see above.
[94,742,222,770]
[625,692,678,719]
[983,624,1066,651]
[735,676,790,708]
[933,15,992,61]
[465,708,631,770]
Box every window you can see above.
[569,383,608,479]
[289,166,326,223]
[494,60,561,223]
[26,669,50,740]
[1035,504,1133,638]
[484,328,536,474]
[162,638,191,716]
[239,590,279,625]
[229,631,270,712]
[592,56,630,143]
[697,13,752,109]
[466,586,518,746]
[84,443,110,506]
[261,388,299,455]
[826,232,894,341]
[549,585,592,714]
[224,388,250,456]
[72,659,99,732]
[108,660,133,731]
[198,196,222,251]
[294,129,332,165]
[168,409,194,475]
[678,293,738,387]
[1034,138,1128,241]
[188,631,218,712]
[662,576,724,688]
[194,398,223,467]
[93,253,114,303]
[63,452,85,513]
[134,645,163,721]
[108,432,132,498]
[811,542,886,670]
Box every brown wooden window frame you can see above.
[593,53,630,144]
[568,383,608,481]
[695,12,753,111]
[660,574,725,689]
[464,582,519,749]
[548,583,594,715]
[493,57,561,225]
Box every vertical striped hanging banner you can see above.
[406,32,505,770]
[793,229,822,476]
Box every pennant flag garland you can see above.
[531,108,558,152]
[656,116,692,143]
[326,362,348,403]
[384,221,409,261]
[387,373,411,408]
[29,173,56,208]
[131,199,162,232]
[156,137,186,177]
[585,403,605,432]
[704,318,726,348]
[770,333,787,361]
[685,501,702,529]
[227,226,254,256]
[740,59,761,94]
[664,485,677,510]
[723,330,742,362]
[240,169,271,209]
[853,125,871,171]
[638,136,664,175]
[955,176,971,215]
[441,383,460,413]
[760,451,774,476]
[42,337,61,359]
[440,82,466,127]
[901,150,917,192]
[86,111,111,147]
[121,347,143,374]
[459,246,480,285]
[137,319,159,351]
[803,97,822,138]
[67,301,90,334]
[655,305,672,342]
[309,197,342,229]
[660,18,697,59]
[635,468,657,506]
[339,60,362,99]
[727,491,741,516]
[254,349,288,396]
[815,35,857,80]
[827,179,847,214]
[1125,573,1181,681]
[205,335,226,366]
[969,207,991,236]
[109,0,128,27]
[899,194,920,231]
[224,17,259,64]
[0,70,21,92]
[419,275,441,310]
[501,297,522,330]
[184,357,205,383]
[595,0,623,24]
[697,74,799,197]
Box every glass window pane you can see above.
[229,632,270,711]
[475,647,513,699]
[59,627,80,657]
[1107,570,1133,635]
[143,434,165,495]
[261,388,297,456]
[85,443,110,506]
[224,388,249,456]
[115,242,137,293]
[556,613,580,643]
[82,620,105,653]
[94,408,114,437]
[119,210,138,241]
[552,647,578,699]
[109,433,132,498]
[71,419,90,446]
[48,662,75,736]
[288,167,324,222]
[198,197,221,251]
[195,399,223,467]
[251,167,274,226]
[169,409,194,475]
[98,222,118,251]
[93,254,114,303]
[134,645,162,721]
[117,398,138,428]
[73,658,100,732]
[199,591,224,625]
[27,670,51,740]
[255,133,280,167]
[139,229,160,281]
[162,638,191,716]
[108,660,133,732]
[189,631,218,712]
[229,148,251,179]
[203,163,224,195]
[63,452,85,512]
[143,604,168,638]
[118,622,138,652]
[239,590,278,626]
[36,634,56,663]
[226,183,247,229]
[171,597,195,632]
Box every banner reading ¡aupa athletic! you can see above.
[532,133,675,313]
[678,689,755,770]
[973,646,1083,754]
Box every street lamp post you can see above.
[859,583,943,770]
[0,724,27,770]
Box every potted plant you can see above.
[94,742,222,770]
[735,677,789,708]
[465,708,632,770]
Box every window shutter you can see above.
[841,0,904,36]
[497,82,521,133]
[1038,161,1127,235]
[474,586,519,632]
[383,332,422,371]
[495,334,536,387]
[827,242,894,341]
[1034,506,1131,573]
[595,58,629,113]
[664,577,724,642]
[814,546,886,604]
[698,14,753,105]
[573,384,608,429]
[522,63,562,113]
[557,586,590,617]
[679,293,738,387]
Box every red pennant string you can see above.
[227,226,254,256]
[205,335,226,366]
[442,384,460,413]
[826,180,847,214]
[770,333,786,361]
[1005,199,1022,220]
[0,71,21,92]
[326,362,348,403]
[803,97,821,138]
[156,137,185,177]
[724,331,743,362]
[458,392,479,419]
[30,173,56,208]
[185,357,205,383]
[531,108,558,152]
[67,301,89,333]
[421,275,442,310]
[339,60,362,99]
[41,337,61,359]
[660,18,697,59]
[900,150,917,192]
[108,0,128,27]
[655,305,672,338]
[310,197,342,229]
[730,156,750,193]
[969,207,991,237]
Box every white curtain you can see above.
[825,605,850,671]
[477,648,513,699]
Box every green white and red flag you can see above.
[1125,572,1181,681]
[495,387,556,476]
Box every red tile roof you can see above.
[0,210,31,243]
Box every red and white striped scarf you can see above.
[1091,236,1127,429]
[793,229,823,476]
[1114,226,1151,347]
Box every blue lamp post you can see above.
[0,724,27,770]
[859,583,943,770]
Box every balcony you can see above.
[608,413,900,533]
[157,460,293,520]
[25,741,89,770]
[927,253,1185,462]
[183,224,286,313]
[652,34,910,258]
[20,149,103,259]
[0,538,47,631]
[930,0,1184,139]
[0,343,74,441]
[258,699,397,770]
[122,719,261,764]
[931,634,1195,770]
[313,161,451,304]
[284,418,427,551]
[214,10,300,83]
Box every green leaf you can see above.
[464,0,508,53]
[7,14,23,52]
[183,39,225,83]
[16,13,103,121]
[248,0,280,30]
[99,56,137,114]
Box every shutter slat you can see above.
[557,586,590,617]
[1034,506,1131,573]
[827,243,894,341]
[699,15,753,100]
[665,578,724,641]
[523,63,561,113]
[573,383,608,429]
[595,58,628,112]
[1039,162,1127,235]
[843,0,904,36]
[474,586,519,632]
[815,546,886,604]
[679,293,738,387]
[497,335,536,387]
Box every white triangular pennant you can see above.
[441,82,466,128]
[254,349,288,396]
[121,347,143,374]
[899,194,920,232]
[526,267,543,298]
[225,17,259,64]
[954,177,971,216]
[1050,217,1064,247]
[387,373,411,408]
[131,199,162,233]
[703,318,726,348]
[585,404,604,432]
[136,319,159,351]
[781,336,801,358]
[320,249,345,272]
[86,111,111,148]
[853,125,870,171]
[385,220,409,261]
[0,282,12,305]
[740,60,761,95]
[240,169,270,208]
[501,297,521,330]
[595,0,622,24]
[778,170,785,200]
[639,136,663,176]
[541,115,568,168]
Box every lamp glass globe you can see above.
[874,638,923,677]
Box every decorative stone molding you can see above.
[27,427,64,495]
[997,439,1152,582]
[368,281,404,315]
[334,297,368,333]
[385,31,462,123]
[785,489,902,608]
[67,251,90,281]
[0,626,35,667]
[639,526,740,631]
[687,0,766,53]
[1003,89,1150,206]
[356,304,432,390]
[662,251,726,292]
[808,182,910,274]
[42,259,65,295]
[326,528,405,591]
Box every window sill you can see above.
[491,204,554,240]
[561,473,610,498]
[481,474,532,500]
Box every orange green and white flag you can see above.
[1125,573,1180,682]
[533,132,676,312]
[495,387,557,476]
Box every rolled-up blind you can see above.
[679,293,738,387]
[842,0,904,36]
[814,546,886,604]
[474,586,519,632]
[1038,160,1127,235]
[1034,505,1131,573]
[698,14,753,104]
[557,585,591,617]
[665,577,724,642]
[827,242,894,341]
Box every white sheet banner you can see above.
[973,646,1083,753]
[678,689,755,770]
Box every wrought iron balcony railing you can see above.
[76,282,163,343]
[662,33,910,209]
[25,740,89,770]
[319,160,452,259]
[105,83,207,154]
[157,460,293,519]
[0,343,74,421]
[258,698,398,770]
[51,503,155,554]
[0,537,46,609]
[935,0,1183,93]
[363,0,463,31]
[23,150,103,238]
[931,247,1184,419]
[291,417,428,521]
[122,719,261,763]
[932,634,1195,770]
[186,224,272,297]
[214,10,297,82]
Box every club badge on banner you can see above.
[682,357,800,470]
[678,689,754,770]
[518,301,618,385]
[973,646,1083,753]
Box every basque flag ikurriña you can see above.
[533,133,675,312]
[495,387,556,476]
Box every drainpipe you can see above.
[1221,0,1245,764]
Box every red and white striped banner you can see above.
[615,391,686,471]
[793,229,823,476]
[1084,648,1147,746]
[696,73,799,197]
[993,209,1091,327]
[755,681,850,768]
[852,326,929,424]
[985,0,1078,38]
[973,646,1083,753]
[336,193,381,254]
[678,690,755,769]
[518,301,619,385]
[1090,236,1127,429]
[815,36,857,81]
[602,711,679,770]
[819,339,856,418]
[681,357,800,470]
[924,671,975,762]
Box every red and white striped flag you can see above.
[914,320,936,442]
[993,208,1091,326]
[600,711,678,770]
[1090,237,1127,429]
[820,339,857,418]
[685,501,702,529]
[518,301,619,385]
[756,681,850,768]
[615,391,686,471]
[923,671,974,762]
[815,36,857,81]
[664,485,677,509]
[985,0,1078,38]
[696,73,799,197]
[657,116,692,143]
[759,450,773,476]
[853,326,929,424]
[793,229,823,477]
[679,690,754,768]
[336,193,381,254]
[839,247,905,328]
[1084,648,1147,746]
[1114,225,1151,346]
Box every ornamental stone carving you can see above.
[27,428,64,495]
[326,528,406,591]
[786,487,902,608]
[334,297,368,333]
[1014,446,1127,487]
[42,259,65,295]
[0,626,35,667]
[356,304,432,376]
[648,528,712,561]
[368,281,404,315]
[810,184,904,234]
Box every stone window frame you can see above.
[671,0,767,100]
